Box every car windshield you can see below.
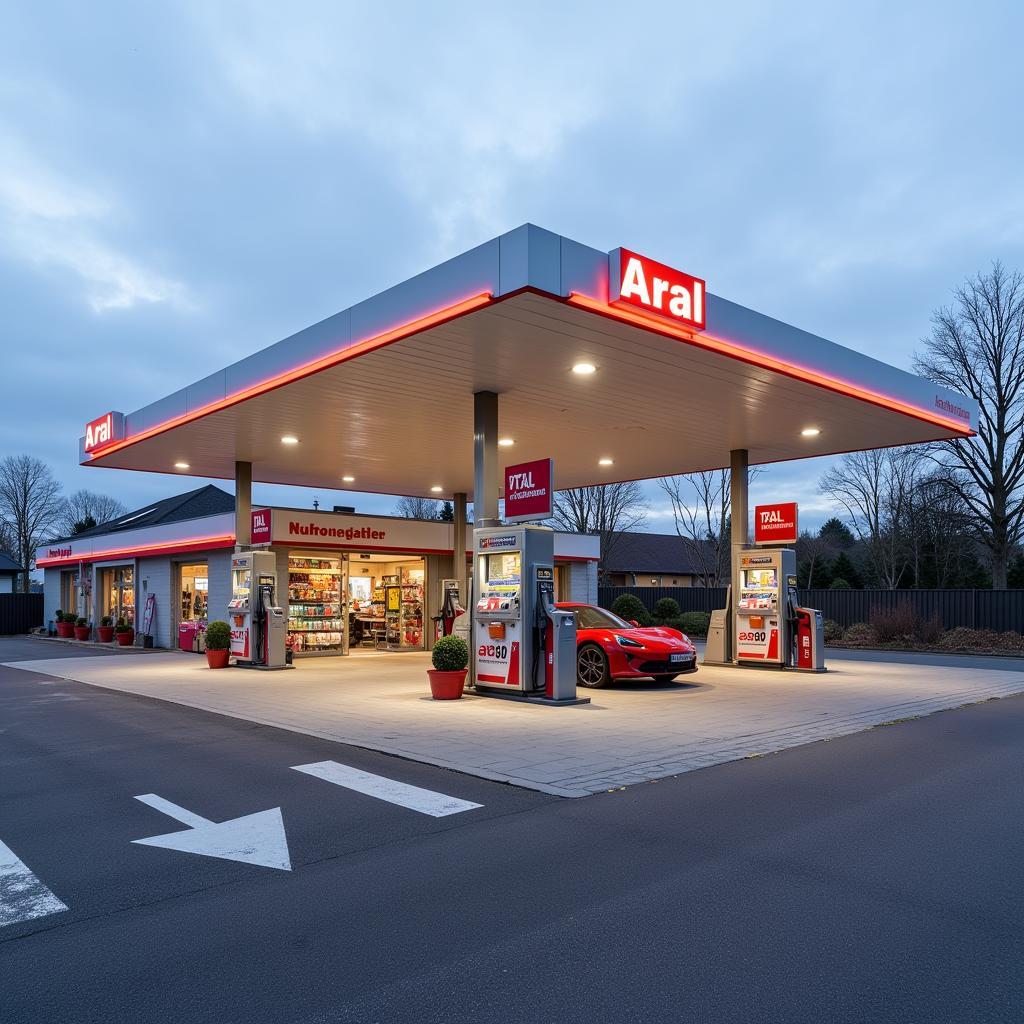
[570,605,634,630]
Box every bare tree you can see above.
[393,495,442,519]
[657,468,764,587]
[913,262,1024,588]
[0,455,65,592]
[819,448,917,588]
[61,489,128,535]
[551,483,647,576]
[795,531,832,589]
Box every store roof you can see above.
[78,225,978,499]
[48,485,235,543]
[603,533,714,575]
[0,552,23,573]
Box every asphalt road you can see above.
[2,644,1023,1023]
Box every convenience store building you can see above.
[36,485,598,653]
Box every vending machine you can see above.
[227,550,289,669]
[471,525,583,703]
[735,548,796,666]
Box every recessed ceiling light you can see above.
[498,438,515,447]
[801,427,821,437]
[174,461,190,470]
[598,457,614,466]
[430,486,444,493]
[572,362,596,375]
[281,435,299,445]
[341,475,355,483]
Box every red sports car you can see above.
[557,602,698,688]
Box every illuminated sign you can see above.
[83,411,125,454]
[754,502,799,545]
[504,458,553,523]
[250,508,272,545]
[608,249,705,330]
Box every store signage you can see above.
[608,248,706,330]
[754,502,799,545]
[47,546,72,559]
[503,458,553,523]
[934,395,972,425]
[250,508,272,545]
[83,411,125,454]
[288,521,387,540]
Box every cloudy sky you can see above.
[4,1,1022,533]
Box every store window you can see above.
[288,556,344,654]
[60,570,90,619]
[101,566,135,626]
[179,563,209,624]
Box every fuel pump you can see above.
[433,579,465,641]
[228,551,290,670]
[533,565,577,700]
[787,574,826,672]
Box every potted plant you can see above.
[114,617,135,647]
[55,610,76,639]
[74,617,91,641]
[427,634,469,700]
[97,616,115,643]
[204,620,231,669]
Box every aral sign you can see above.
[83,411,124,454]
[250,508,272,545]
[754,502,799,545]
[504,458,553,523]
[609,248,706,330]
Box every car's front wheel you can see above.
[577,644,611,688]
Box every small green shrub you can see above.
[54,609,64,623]
[610,594,651,625]
[432,634,468,672]
[100,615,112,627]
[204,620,231,650]
[114,619,132,634]
[76,617,87,627]
[653,597,681,622]
[829,578,851,590]
[823,619,843,644]
[677,611,711,637]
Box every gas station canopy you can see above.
[80,224,977,497]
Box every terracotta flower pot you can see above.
[56,622,75,639]
[427,668,467,700]
[115,630,134,647]
[97,626,115,642]
[206,648,230,669]
[74,626,91,641]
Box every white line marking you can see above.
[292,761,483,817]
[0,839,68,927]
[132,795,292,871]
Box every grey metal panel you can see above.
[125,391,189,436]
[559,237,607,299]
[224,308,351,396]
[349,238,499,344]
[498,223,560,296]
[186,371,227,413]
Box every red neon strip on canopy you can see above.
[85,292,494,462]
[36,534,236,568]
[566,292,973,436]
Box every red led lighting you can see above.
[566,292,973,436]
[36,534,236,568]
[84,292,494,462]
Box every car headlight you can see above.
[615,635,644,649]
[680,634,691,644]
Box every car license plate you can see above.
[670,653,690,663]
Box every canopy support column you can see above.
[474,391,500,527]
[235,460,252,548]
[729,448,748,664]
[453,492,468,603]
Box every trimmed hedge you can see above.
[610,593,652,625]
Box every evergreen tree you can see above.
[830,551,863,589]
[1008,553,1024,589]
[819,517,855,549]
[437,501,455,522]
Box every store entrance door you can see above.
[347,553,425,653]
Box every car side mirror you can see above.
[630,619,639,627]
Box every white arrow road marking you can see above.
[0,838,68,927]
[132,794,292,871]
[292,761,483,817]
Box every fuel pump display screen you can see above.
[485,553,521,594]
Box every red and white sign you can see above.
[754,502,799,545]
[608,248,706,330]
[251,508,272,545]
[83,411,124,454]
[503,458,553,523]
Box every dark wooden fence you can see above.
[0,593,44,635]
[597,586,1024,632]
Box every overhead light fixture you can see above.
[598,457,614,466]
[281,435,299,445]
[341,475,355,483]
[801,427,821,437]
[498,438,515,447]
[430,486,444,493]
[572,362,596,375]
[174,461,190,470]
